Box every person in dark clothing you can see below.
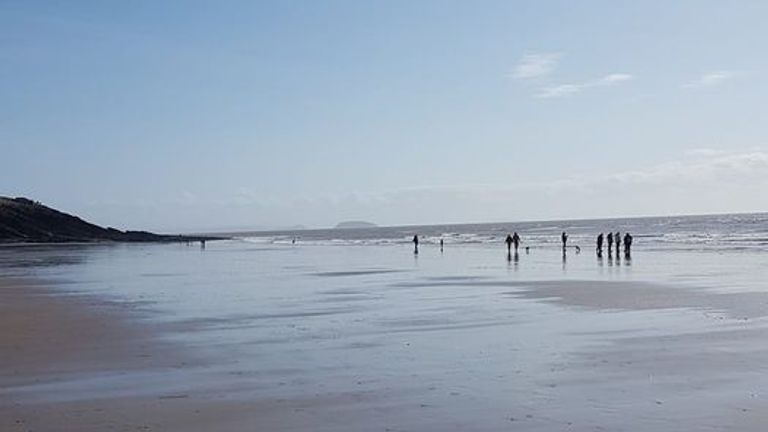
[561,232,568,251]
[615,231,621,256]
[440,238,444,253]
[596,233,604,256]
[413,235,419,254]
[512,232,521,253]
[607,232,614,256]
[505,234,513,254]
[623,232,633,257]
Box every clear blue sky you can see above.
[3,1,768,232]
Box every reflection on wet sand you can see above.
[3,242,768,431]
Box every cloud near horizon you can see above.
[380,149,768,197]
[356,150,768,224]
[92,149,768,231]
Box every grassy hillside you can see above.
[0,197,221,243]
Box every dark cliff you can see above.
[0,197,222,243]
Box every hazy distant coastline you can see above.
[334,221,378,229]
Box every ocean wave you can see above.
[235,213,768,252]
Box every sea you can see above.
[237,212,768,252]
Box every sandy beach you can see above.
[0,276,373,432]
[3,241,768,431]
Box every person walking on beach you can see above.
[512,232,521,253]
[596,233,604,256]
[624,232,633,257]
[505,234,513,254]
[615,231,621,256]
[440,238,444,253]
[413,235,419,254]
[561,232,568,251]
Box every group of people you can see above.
[506,231,633,258]
[596,232,633,257]
[505,231,584,255]
[413,231,633,258]
[505,232,521,253]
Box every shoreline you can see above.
[0,236,229,247]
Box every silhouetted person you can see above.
[607,232,614,256]
[413,235,419,254]
[440,238,444,252]
[505,234,513,254]
[596,233,604,256]
[624,232,633,257]
[200,239,206,249]
[561,231,568,251]
[512,232,521,252]
[525,246,530,254]
[614,231,621,256]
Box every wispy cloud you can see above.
[385,150,768,196]
[683,71,737,88]
[85,150,768,229]
[603,150,768,186]
[536,84,582,99]
[536,73,634,99]
[685,148,729,157]
[599,73,633,84]
[511,53,561,79]
[363,149,768,222]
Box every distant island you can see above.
[334,221,378,229]
[0,197,225,244]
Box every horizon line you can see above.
[195,209,768,236]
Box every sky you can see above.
[2,1,768,232]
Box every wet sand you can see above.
[4,244,768,431]
[0,277,426,432]
[0,277,185,381]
